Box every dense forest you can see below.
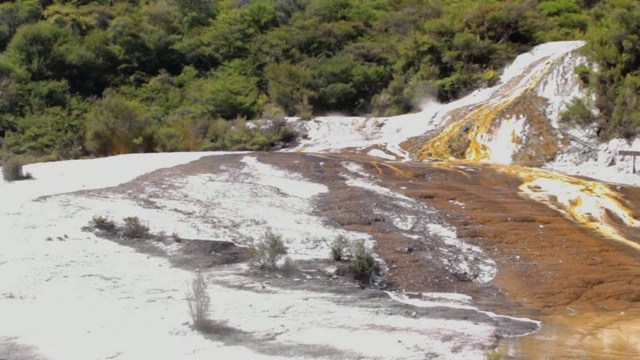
[0,0,638,161]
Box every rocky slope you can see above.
[294,40,640,185]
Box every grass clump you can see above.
[186,271,211,332]
[249,230,288,269]
[2,157,32,182]
[122,216,150,239]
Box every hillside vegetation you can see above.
[0,0,637,161]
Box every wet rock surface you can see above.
[256,153,640,359]
[77,153,542,350]
[129,151,640,313]
[16,152,640,359]
[261,154,499,295]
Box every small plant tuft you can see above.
[330,235,349,261]
[122,216,150,239]
[349,241,378,282]
[91,215,116,232]
[249,230,288,269]
[484,350,503,360]
[2,157,32,182]
[186,271,211,332]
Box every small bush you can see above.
[485,350,503,360]
[91,215,116,232]
[349,241,377,282]
[249,230,288,269]
[277,126,295,143]
[281,256,298,277]
[186,272,211,332]
[122,216,150,239]
[560,97,594,126]
[2,157,31,182]
[295,95,313,120]
[156,126,185,152]
[330,235,349,261]
[574,64,591,85]
[261,102,286,123]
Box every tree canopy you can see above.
[0,0,634,160]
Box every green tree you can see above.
[169,0,218,29]
[0,0,42,51]
[85,90,154,156]
[265,61,315,116]
[586,0,640,138]
[0,0,624,159]
[6,22,69,81]
[184,68,259,120]
[3,106,85,159]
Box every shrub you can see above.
[349,241,377,282]
[2,157,31,182]
[84,91,154,156]
[260,102,286,123]
[295,95,313,120]
[249,230,288,269]
[574,64,591,85]
[122,216,150,239]
[156,126,185,152]
[278,126,295,143]
[186,271,211,332]
[330,235,349,261]
[485,351,503,360]
[281,256,298,277]
[560,97,594,126]
[91,215,116,232]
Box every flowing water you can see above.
[501,310,640,359]
[364,159,640,359]
[504,165,640,251]
[294,40,640,359]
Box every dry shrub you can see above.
[122,216,150,239]
[281,256,299,277]
[330,235,349,261]
[186,272,211,332]
[91,215,116,232]
[2,157,32,182]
